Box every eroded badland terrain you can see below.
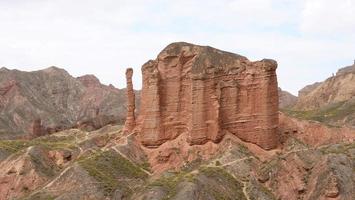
[0,42,354,200]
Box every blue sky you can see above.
[0,0,354,95]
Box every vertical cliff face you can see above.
[129,42,279,150]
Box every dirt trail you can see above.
[242,181,251,200]
[221,156,254,167]
[42,166,72,189]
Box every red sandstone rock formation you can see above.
[279,112,354,146]
[130,42,279,150]
[123,68,136,133]
[29,119,44,138]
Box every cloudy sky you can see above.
[0,0,354,95]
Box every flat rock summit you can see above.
[125,42,279,150]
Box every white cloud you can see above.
[0,0,354,95]
[301,0,355,36]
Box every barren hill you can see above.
[0,67,130,139]
[295,62,355,110]
[279,88,298,109]
[286,62,355,128]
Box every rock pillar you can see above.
[123,68,136,133]
[29,119,43,138]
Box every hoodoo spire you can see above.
[123,68,136,134]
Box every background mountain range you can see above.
[0,66,140,139]
[1,61,353,140]
[280,62,355,128]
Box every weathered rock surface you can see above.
[0,67,129,139]
[258,140,355,200]
[0,145,60,200]
[131,42,279,150]
[279,112,354,146]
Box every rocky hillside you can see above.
[0,67,132,139]
[0,121,353,200]
[279,88,298,108]
[284,62,355,128]
[295,62,355,110]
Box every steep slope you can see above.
[0,123,353,200]
[0,67,129,139]
[284,99,355,128]
[0,125,150,200]
[295,62,355,110]
[286,62,355,127]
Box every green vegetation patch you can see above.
[320,143,355,155]
[0,140,31,153]
[231,143,253,157]
[246,180,276,200]
[282,100,355,126]
[28,148,59,177]
[149,171,195,199]
[22,192,56,200]
[199,167,246,200]
[139,161,152,173]
[0,136,77,155]
[78,150,148,197]
[145,167,247,200]
[257,158,281,188]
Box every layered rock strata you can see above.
[127,42,279,150]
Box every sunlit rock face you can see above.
[128,42,279,150]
